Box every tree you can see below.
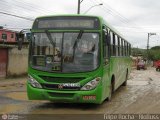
[149,46,160,61]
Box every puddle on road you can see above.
[5,92,28,101]
[128,80,149,86]
[27,102,100,114]
[0,68,159,114]
[0,104,24,114]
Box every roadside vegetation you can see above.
[132,46,160,61]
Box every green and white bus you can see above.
[25,15,131,104]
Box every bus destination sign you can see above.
[33,16,100,30]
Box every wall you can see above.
[7,47,28,76]
[0,48,8,77]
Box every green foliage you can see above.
[131,46,160,61]
[131,48,146,57]
[149,46,160,60]
[151,46,160,50]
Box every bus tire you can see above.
[107,77,114,101]
[122,70,128,86]
[107,84,113,101]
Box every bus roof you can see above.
[34,14,130,44]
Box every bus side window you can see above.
[128,43,131,56]
[129,44,131,56]
[118,37,121,56]
[121,39,124,56]
[103,28,110,64]
[113,33,116,56]
[124,41,126,56]
[123,41,125,56]
[115,35,118,56]
[125,41,127,56]
[110,32,113,56]
[127,43,129,56]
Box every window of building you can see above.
[11,34,14,38]
[2,34,7,40]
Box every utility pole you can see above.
[83,3,103,14]
[77,0,85,14]
[77,0,80,14]
[77,0,102,14]
[147,33,156,51]
[147,33,156,63]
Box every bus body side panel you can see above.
[109,57,131,91]
[102,64,110,101]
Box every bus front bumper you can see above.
[27,83,103,104]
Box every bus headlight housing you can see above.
[81,77,101,90]
[28,75,42,88]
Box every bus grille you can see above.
[39,76,85,83]
[41,83,80,90]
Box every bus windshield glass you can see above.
[30,32,99,73]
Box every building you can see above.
[0,28,29,78]
[0,28,18,43]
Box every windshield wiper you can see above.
[45,30,56,48]
[45,30,57,61]
[72,30,84,60]
[73,30,84,49]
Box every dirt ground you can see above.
[0,67,160,115]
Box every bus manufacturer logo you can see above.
[58,84,63,89]
[57,83,80,89]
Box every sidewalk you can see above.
[0,76,27,87]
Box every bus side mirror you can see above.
[103,29,110,46]
[26,32,31,41]
[17,32,24,50]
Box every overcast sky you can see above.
[0,0,160,49]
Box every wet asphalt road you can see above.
[0,67,160,115]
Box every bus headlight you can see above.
[28,75,42,88]
[81,77,101,90]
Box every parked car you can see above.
[154,60,160,71]
[137,61,146,70]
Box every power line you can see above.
[92,0,148,33]
[14,0,54,14]
[0,0,53,17]
[4,27,31,29]
[91,0,130,25]
[0,11,34,21]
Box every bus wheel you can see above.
[122,71,128,86]
[107,82,114,101]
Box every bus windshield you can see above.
[30,32,99,73]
